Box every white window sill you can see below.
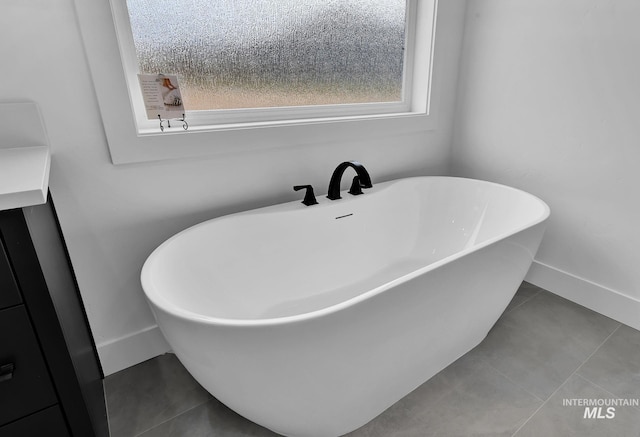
[137,110,431,136]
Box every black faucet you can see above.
[293,185,318,206]
[326,161,373,200]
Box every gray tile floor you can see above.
[104,282,640,436]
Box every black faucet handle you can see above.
[348,176,364,196]
[293,185,319,206]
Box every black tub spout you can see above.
[327,161,372,200]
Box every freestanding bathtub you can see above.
[141,176,549,437]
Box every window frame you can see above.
[75,0,439,164]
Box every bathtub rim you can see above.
[141,176,550,327]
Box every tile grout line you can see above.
[510,323,622,437]
[510,378,572,437]
[473,353,545,404]
[573,324,621,375]
[479,288,547,403]
[132,397,216,437]
[504,290,542,315]
[103,381,113,437]
[573,373,640,411]
[574,374,640,413]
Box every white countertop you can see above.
[0,146,51,211]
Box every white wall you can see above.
[452,0,640,329]
[1,1,468,374]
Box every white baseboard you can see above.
[97,325,171,376]
[526,260,640,331]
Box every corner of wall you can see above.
[436,0,471,178]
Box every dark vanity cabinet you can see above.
[0,195,108,437]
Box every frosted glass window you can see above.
[126,0,408,111]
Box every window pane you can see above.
[126,0,407,111]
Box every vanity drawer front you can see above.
[0,240,21,310]
[0,306,57,426]
[0,405,69,437]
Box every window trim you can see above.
[75,0,438,164]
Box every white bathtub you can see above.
[141,176,549,437]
